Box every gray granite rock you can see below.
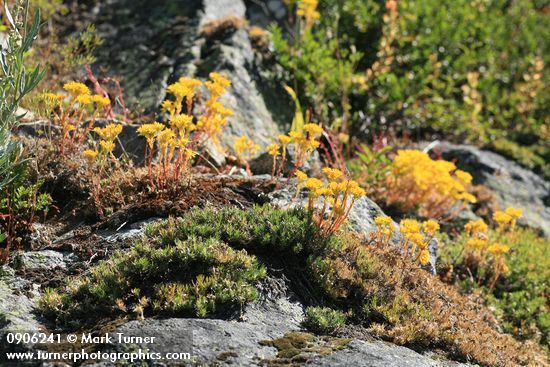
[12,250,78,271]
[246,0,289,29]
[432,142,550,237]
[307,339,469,367]
[0,274,42,357]
[0,280,40,332]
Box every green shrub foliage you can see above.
[273,0,549,170]
[303,306,346,334]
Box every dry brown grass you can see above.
[249,26,270,49]
[200,15,248,38]
[27,138,277,224]
[314,237,549,366]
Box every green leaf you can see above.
[283,85,305,133]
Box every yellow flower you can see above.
[390,149,476,214]
[493,211,512,226]
[99,140,115,153]
[64,124,76,132]
[209,72,231,88]
[488,243,510,255]
[422,220,440,235]
[375,216,392,227]
[161,100,175,114]
[466,238,488,249]
[206,73,231,102]
[328,181,342,194]
[210,101,234,117]
[505,207,522,219]
[322,167,343,180]
[42,92,64,103]
[235,135,260,159]
[349,184,366,198]
[375,215,394,239]
[76,94,93,105]
[167,82,191,99]
[315,187,333,197]
[178,77,202,90]
[289,131,305,144]
[306,139,320,150]
[137,122,166,148]
[196,114,227,144]
[93,124,123,142]
[83,149,98,162]
[499,262,509,273]
[295,170,308,183]
[464,219,488,234]
[459,192,477,204]
[91,95,111,106]
[418,249,430,266]
[278,134,292,146]
[205,82,225,100]
[170,114,194,132]
[63,82,90,97]
[304,123,323,137]
[267,144,280,157]
[305,178,323,191]
[185,149,197,160]
[409,232,426,247]
[178,137,189,148]
[400,219,421,234]
[297,0,320,28]
[455,170,473,185]
[158,129,176,150]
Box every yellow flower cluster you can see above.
[487,243,510,255]
[63,82,90,98]
[42,92,65,104]
[464,220,489,249]
[374,216,394,242]
[198,73,234,145]
[235,135,260,161]
[463,216,511,284]
[93,124,123,143]
[289,127,321,166]
[84,123,123,163]
[137,122,165,148]
[138,73,233,190]
[374,217,440,266]
[423,219,440,235]
[263,123,323,178]
[464,219,488,235]
[296,0,320,30]
[462,207,521,283]
[299,168,365,236]
[83,149,99,163]
[493,207,522,229]
[163,77,202,117]
[161,73,233,146]
[206,72,231,100]
[41,81,112,156]
[387,150,477,219]
[137,120,193,190]
[233,135,260,176]
[267,144,280,157]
